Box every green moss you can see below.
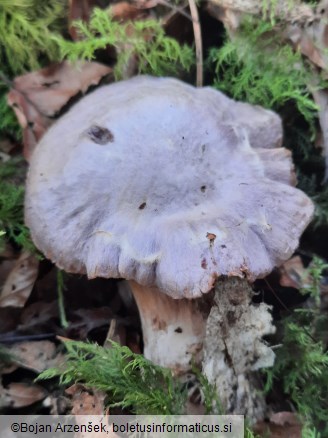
[208,16,328,227]
[209,18,319,127]
[37,340,188,415]
[245,427,260,438]
[37,340,226,416]
[0,0,66,140]
[0,91,21,139]
[0,344,15,372]
[52,7,194,79]
[265,257,328,435]
[0,0,65,75]
[297,174,328,228]
[0,157,35,253]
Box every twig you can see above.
[57,269,69,329]
[0,333,56,343]
[188,0,203,87]
[159,0,192,21]
[135,0,193,21]
[311,88,328,182]
[264,278,292,314]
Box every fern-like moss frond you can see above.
[209,18,318,126]
[37,340,187,415]
[37,339,228,416]
[0,90,21,139]
[0,0,65,75]
[298,174,328,228]
[0,0,67,140]
[53,8,194,79]
[265,258,328,435]
[0,157,35,252]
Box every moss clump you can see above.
[37,340,225,416]
[0,92,21,140]
[37,340,187,415]
[0,0,65,75]
[265,258,328,435]
[53,7,194,79]
[0,157,35,252]
[209,19,318,125]
[208,16,328,228]
[0,0,66,140]
[298,174,328,228]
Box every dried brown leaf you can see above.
[254,411,302,438]
[279,256,311,289]
[70,307,113,339]
[19,301,59,331]
[0,382,47,408]
[3,341,64,374]
[0,243,16,260]
[0,251,39,308]
[0,259,16,286]
[7,61,113,159]
[0,138,16,154]
[66,385,119,437]
[270,411,301,427]
[67,384,106,416]
[279,256,328,307]
[0,308,21,333]
[110,2,147,21]
[68,0,100,40]
[283,1,328,71]
[254,422,301,438]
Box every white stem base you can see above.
[129,281,210,374]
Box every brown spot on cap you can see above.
[206,232,216,242]
[201,258,207,269]
[139,202,147,210]
[88,125,114,145]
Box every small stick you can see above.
[57,269,69,329]
[0,333,56,343]
[188,0,203,87]
[135,0,193,21]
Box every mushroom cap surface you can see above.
[25,76,314,298]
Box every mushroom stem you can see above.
[128,280,210,374]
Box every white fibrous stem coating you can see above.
[203,278,276,419]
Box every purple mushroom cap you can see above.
[25,76,314,298]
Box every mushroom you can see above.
[25,76,314,411]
